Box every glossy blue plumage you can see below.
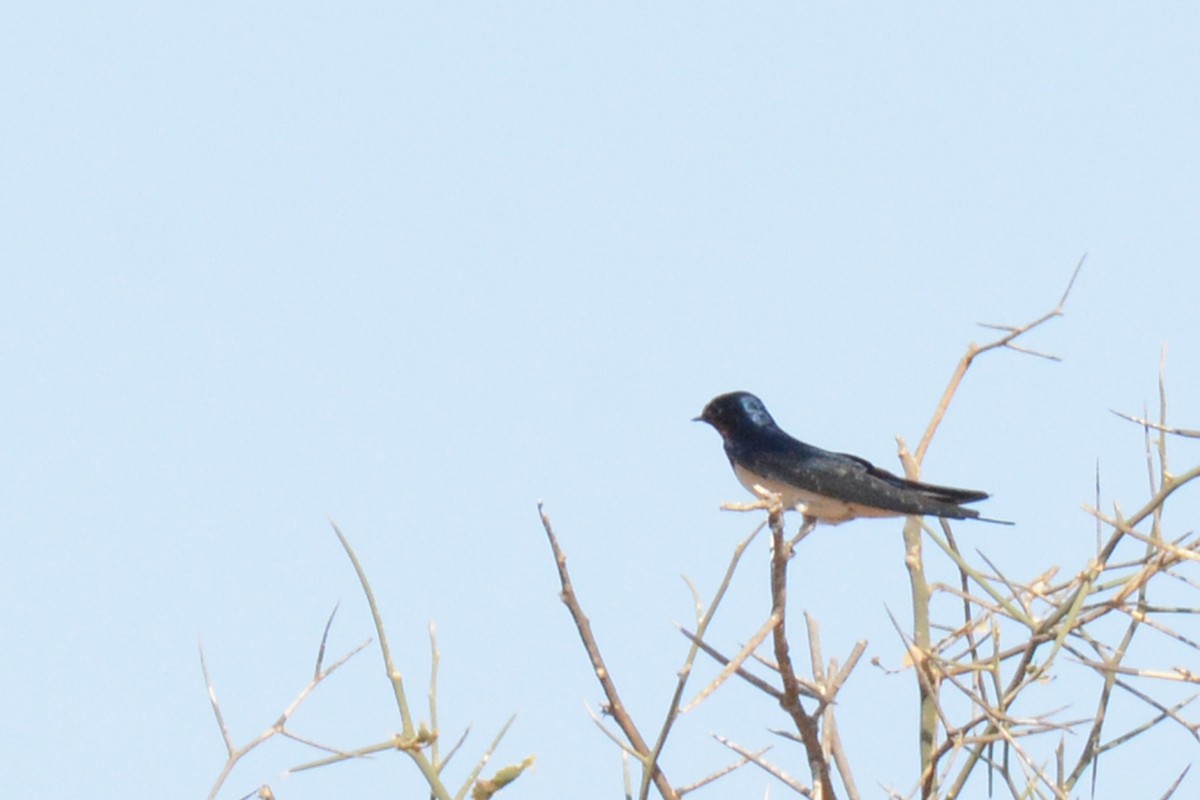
[696,391,1006,525]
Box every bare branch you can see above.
[677,750,761,796]
[678,626,785,700]
[714,735,813,796]
[205,618,372,800]
[200,642,234,757]
[1110,410,1200,439]
[915,255,1083,464]
[647,522,762,790]
[455,713,518,800]
[682,612,780,712]
[538,503,677,800]
[768,506,838,799]
[1157,764,1192,800]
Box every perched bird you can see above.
[695,391,1007,524]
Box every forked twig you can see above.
[682,613,780,711]
[714,735,812,796]
[914,256,1083,465]
[203,615,370,800]
[677,626,785,700]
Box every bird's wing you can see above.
[836,451,991,504]
[744,442,987,518]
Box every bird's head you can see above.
[694,391,778,436]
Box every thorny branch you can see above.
[895,259,1086,798]
[538,502,677,800]
[542,484,866,798]
[906,342,1200,799]
[767,504,837,799]
[202,607,370,800]
[541,256,1197,800]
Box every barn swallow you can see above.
[695,391,1008,524]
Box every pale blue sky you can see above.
[3,5,1199,798]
